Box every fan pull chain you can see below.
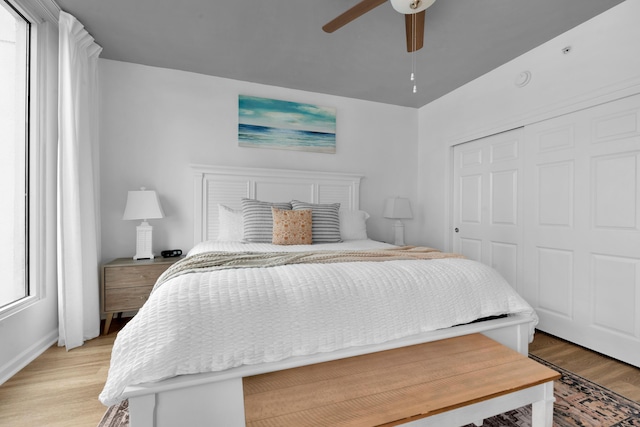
[411,13,417,93]
[412,52,417,93]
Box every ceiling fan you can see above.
[323,0,436,52]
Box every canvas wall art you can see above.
[238,95,336,154]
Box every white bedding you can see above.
[99,240,538,406]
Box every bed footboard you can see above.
[123,314,535,427]
[481,318,530,355]
[128,377,245,427]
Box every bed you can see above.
[99,165,538,427]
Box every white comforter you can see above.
[99,240,537,406]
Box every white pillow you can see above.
[339,210,370,240]
[217,204,243,241]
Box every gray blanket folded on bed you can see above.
[154,246,463,292]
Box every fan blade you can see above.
[323,0,388,33]
[405,10,425,52]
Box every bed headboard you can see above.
[192,165,363,244]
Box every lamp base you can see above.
[393,220,405,246]
[133,221,155,260]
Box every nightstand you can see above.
[101,256,183,334]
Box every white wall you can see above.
[99,60,419,263]
[417,0,640,250]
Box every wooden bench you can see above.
[243,333,560,427]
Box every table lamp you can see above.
[383,197,413,246]
[122,187,164,260]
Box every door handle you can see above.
[454,228,459,233]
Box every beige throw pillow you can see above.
[272,207,312,245]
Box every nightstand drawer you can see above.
[104,264,169,289]
[105,285,154,311]
[101,256,182,335]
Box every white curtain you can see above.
[57,11,102,350]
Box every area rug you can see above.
[98,398,128,427]
[98,355,640,426]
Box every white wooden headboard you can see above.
[192,165,363,244]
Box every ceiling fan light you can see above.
[390,0,436,14]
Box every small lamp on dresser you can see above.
[122,187,164,260]
[383,197,413,246]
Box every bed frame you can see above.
[120,164,536,427]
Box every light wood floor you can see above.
[528,331,640,402]
[1,321,639,427]
[0,318,125,427]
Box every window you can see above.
[0,0,30,309]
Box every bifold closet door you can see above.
[452,128,525,294]
[523,93,640,367]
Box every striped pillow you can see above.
[291,200,342,243]
[241,198,292,243]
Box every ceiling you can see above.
[54,0,624,108]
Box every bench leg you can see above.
[531,381,555,427]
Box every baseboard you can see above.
[0,329,58,386]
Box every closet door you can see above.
[452,128,524,293]
[524,94,640,367]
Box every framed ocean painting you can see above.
[238,95,336,154]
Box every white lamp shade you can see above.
[122,189,164,220]
[383,197,413,219]
[390,0,436,14]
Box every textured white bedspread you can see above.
[99,241,537,406]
